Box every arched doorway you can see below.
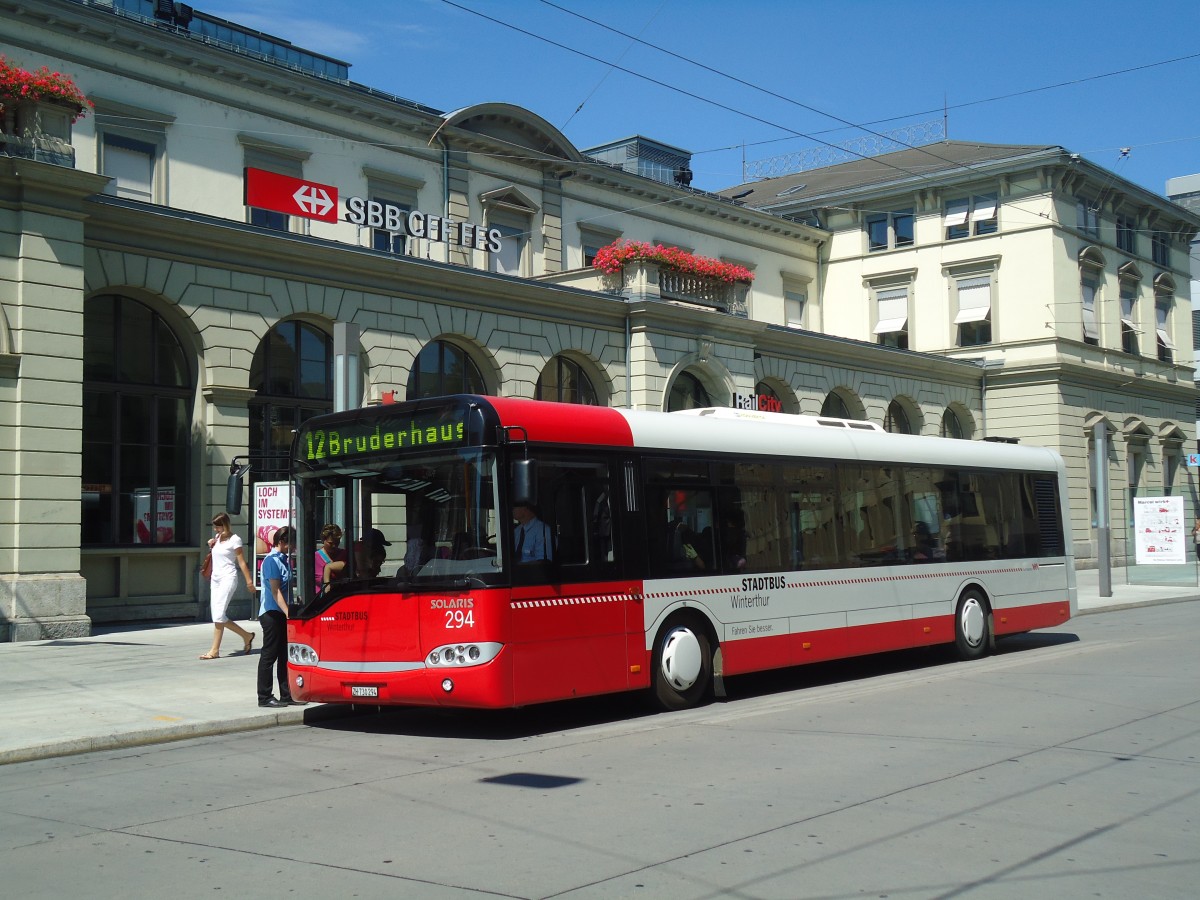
[249,320,333,481]
[82,294,193,545]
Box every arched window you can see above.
[820,391,851,419]
[249,320,333,481]
[82,294,193,545]
[884,400,913,434]
[941,408,965,440]
[536,355,598,405]
[407,339,485,400]
[667,370,711,411]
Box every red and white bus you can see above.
[285,395,1075,710]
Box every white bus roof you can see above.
[672,407,884,431]
[621,407,1063,473]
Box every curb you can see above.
[1076,594,1200,616]
[0,703,354,767]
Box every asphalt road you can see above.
[3,602,1198,899]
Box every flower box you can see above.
[0,55,93,124]
[591,240,754,285]
[0,56,90,166]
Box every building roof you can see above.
[720,140,1060,210]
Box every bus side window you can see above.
[591,486,613,562]
[516,457,617,583]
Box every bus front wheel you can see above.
[652,615,713,711]
[954,588,991,661]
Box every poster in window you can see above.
[132,487,175,543]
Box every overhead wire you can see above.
[558,0,668,132]
[448,0,1200,192]
[435,0,948,188]
[533,0,1003,182]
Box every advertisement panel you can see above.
[1133,495,1185,564]
[253,481,292,587]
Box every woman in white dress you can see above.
[200,512,256,659]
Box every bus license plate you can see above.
[351,686,378,698]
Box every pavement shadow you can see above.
[303,631,1081,741]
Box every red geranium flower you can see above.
[0,55,93,123]
[591,240,754,285]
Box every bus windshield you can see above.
[294,447,503,606]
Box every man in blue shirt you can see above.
[512,503,552,563]
[257,526,296,708]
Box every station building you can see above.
[722,143,1200,575]
[0,0,1194,639]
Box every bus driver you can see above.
[512,503,552,562]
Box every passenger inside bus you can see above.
[908,521,937,562]
[353,528,390,578]
[718,508,748,573]
[399,519,435,575]
[665,491,709,573]
[314,523,347,590]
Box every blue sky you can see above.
[207,0,1200,196]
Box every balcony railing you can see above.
[657,268,747,317]
[537,261,750,317]
[0,100,77,167]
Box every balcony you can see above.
[540,260,749,318]
[0,100,77,167]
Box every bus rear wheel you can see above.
[652,615,713,711]
[954,588,991,660]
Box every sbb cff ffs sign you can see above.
[243,168,338,222]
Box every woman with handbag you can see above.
[199,512,256,659]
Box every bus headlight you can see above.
[426,641,502,668]
[288,643,319,666]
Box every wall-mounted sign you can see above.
[244,168,338,222]
[344,197,502,252]
[242,169,503,252]
[733,392,783,413]
[1133,495,1185,565]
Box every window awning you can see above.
[875,288,907,334]
[954,306,990,324]
[1157,329,1175,350]
[954,277,991,324]
[1082,305,1100,341]
[970,196,998,221]
[944,198,969,228]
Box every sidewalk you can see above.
[2,570,1197,766]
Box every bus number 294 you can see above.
[445,610,474,629]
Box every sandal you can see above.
[243,634,255,655]
[198,652,219,660]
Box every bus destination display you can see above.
[302,411,466,463]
